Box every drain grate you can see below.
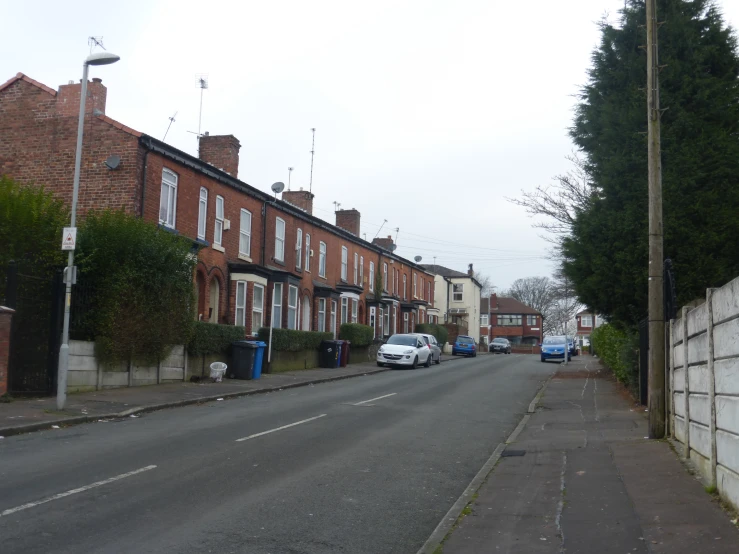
[501,449,526,457]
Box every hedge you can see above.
[415,323,449,345]
[339,323,374,346]
[257,327,332,352]
[591,324,638,386]
[188,322,245,356]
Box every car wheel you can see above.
[424,352,432,367]
[541,357,546,363]
[377,362,384,367]
[473,351,477,358]
[412,356,418,369]
[435,354,441,365]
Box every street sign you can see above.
[61,227,77,251]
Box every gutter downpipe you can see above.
[139,148,150,218]
[262,199,273,368]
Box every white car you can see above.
[377,334,433,369]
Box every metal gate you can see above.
[2,262,64,395]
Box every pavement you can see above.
[0,352,552,553]
[0,361,405,437]
[437,355,739,554]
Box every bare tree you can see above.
[473,271,495,298]
[503,274,581,336]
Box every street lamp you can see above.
[56,51,120,410]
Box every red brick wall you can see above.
[0,308,14,396]
[198,134,240,178]
[281,189,314,214]
[335,209,360,236]
[0,78,141,216]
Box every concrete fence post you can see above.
[682,305,690,457]
[706,288,717,487]
[0,306,16,396]
[669,318,675,438]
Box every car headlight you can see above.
[378,347,385,353]
[403,349,414,354]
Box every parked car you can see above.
[414,333,442,364]
[489,337,511,354]
[540,335,571,363]
[568,337,578,357]
[452,335,477,357]
[377,333,433,369]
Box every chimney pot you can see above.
[92,77,102,83]
[198,134,240,178]
[335,208,361,236]
[282,189,315,215]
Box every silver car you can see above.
[413,333,442,365]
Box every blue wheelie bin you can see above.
[334,340,345,368]
[247,341,267,379]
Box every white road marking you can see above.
[235,414,327,442]
[1,465,157,517]
[352,393,397,406]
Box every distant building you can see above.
[575,310,600,347]
[487,294,543,346]
[421,263,482,343]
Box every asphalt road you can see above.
[0,353,555,554]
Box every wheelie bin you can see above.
[230,341,258,380]
[319,340,340,368]
[334,340,345,368]
[340,340,351,367]
[247,341,267,379]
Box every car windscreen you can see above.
[492,338,507,343]
[543,336,565,345]
[386,335,417,346]
[457,337,473,344]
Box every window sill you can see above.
[158,224,179,235]
[318,274,327,280]
[272,259,286,267]
[238,253,252,262]
[212,244,225,253]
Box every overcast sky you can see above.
[3,0,738,290]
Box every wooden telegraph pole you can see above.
[647,0,666,438]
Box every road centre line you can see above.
[235,414,327,442]
[1,465,157,518]
[352,393,397,405]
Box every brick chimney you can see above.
[468,263,474,277]
[198,133,241,178]
[372,235,395,251]
[57,77,108,117]
[282,188,314,215]
[335,208,360,236]
[490,293,498,310]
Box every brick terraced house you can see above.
[487,293,543,346]
[0,73,435,339]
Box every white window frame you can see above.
[359,256,364,287]
[351,299,358,323]
[384,308,390,336]
[481,314,489,326]
[404,312,409,333]
[305,234,311,272]
[331,300,337,338]
[253,284,264,331]
[499,314,522,326]
[235,281,247,327]
[369,262,375,292]
[239,209,252,258]
[159,169,178,228]
[580,315,592,328]
[341,297,349,324]
[453,283,463,302]
[318,298,326,332]
[403,275,407,300]
[214,195,224,246]
[427,282,431,302]
[413,273,417,298]
[353,253,359,285]
[370,306,376,336]
[341,246,348,281]
[295,229,303,270]
[287,285,298,329]
[275,217,286,262]
[383,263,388,292]
[197,187,208,240]
[319,242,327,277]
[272,283,283,329]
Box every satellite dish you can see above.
[271,182,285,194]
[389,244,397,252]
[104,155,121,170]
[414,256,422,263]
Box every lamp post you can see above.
[57,51,120,410]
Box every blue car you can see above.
[540,336,571,363]
[452,335,477,357]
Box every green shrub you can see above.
[415,323,449,345]
[257,328,332,352]
[591,324,638,385]
[188,322,245,356]
[339,323,374,346]
[75,210,197,365]
[0,176,69,271]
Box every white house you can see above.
[421,263,482,344]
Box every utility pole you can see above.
[647,0,666,438]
